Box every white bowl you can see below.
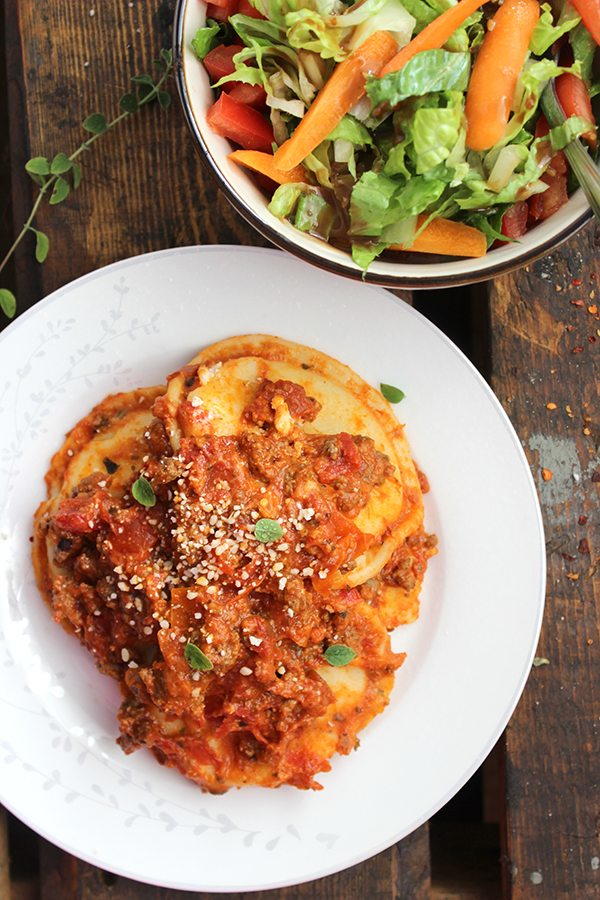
[173,0,592,289]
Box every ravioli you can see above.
[33,335,436,792]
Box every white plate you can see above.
[0,246,544,892]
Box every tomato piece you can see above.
[108,507,157,565]
[529,175,569,222]
[237,0,265,17]
[206,0,238,21]
[203,44,244,82]
[53,490,109,534]
[207,93,274,152]
[555,73,597,148]
[501,201,529,239]
[227,82,267,108]
[314,433,362,484]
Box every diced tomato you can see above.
[53,491,109,534]
[227,82,267,108]
[238,0,265,18]
[501,202,529,239]
[203,44,244,82]
[529,176,569,223]
[206,0,238,21]
[314,433,362,484]
[555,72,597,148]
[108,507,157,565]
[207,92,274,151]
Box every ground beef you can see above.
[244,379,321,428]
[382,531,438,590]
[312,433,394,516]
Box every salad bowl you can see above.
[174,0,594,289]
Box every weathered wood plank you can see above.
[5,0,265,315]
[487,222,599,898]
[39,827,430,899]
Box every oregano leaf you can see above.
[380,383,405,404]
[157,91,171,109]
[32,229,50,263]
[50,152,72,175]
[0,288,16,319]
[131,475,156,507]
[324,644,357,667]
[83,113,108,134]
[25,156,50,176]
[49,177,70,205]
[119,92,138,114]
[71,162,83,189]
[184,642,213,672]
[254,518,283,543]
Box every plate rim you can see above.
[0,245,546,892]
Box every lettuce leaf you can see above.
[349,170,445,236]
[411,102,463,173]
[268,182,317,218]
[191,21,221,60]
[549,115,594,150]
[327,115,373,146]
[570,22,596,86]
[366,50,471,107]
[530,2,580,56]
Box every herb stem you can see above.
[0,52,173,315]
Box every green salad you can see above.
[193,0,599,267]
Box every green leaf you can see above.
[49,176,70,205]
[254,518,283,543]
[50,152,72,175]
[327,115,373,147]
[184,641,213,672]
[268,183,315,220]
[191,22,221,61]
[366,50,471,108]
[380,383,405,403]
[25,156,50,176]
[530,2,580,56]
[549,115,593,151]
[157,90,171,109]
[0,288,16,319]
[160,47,174,67]
[32,228,50,263]
[71,161,83,189]
[119,92,139,114]
[324,644,357,667]
[131,73,154,86]
[532,657,550,667]
[83,113,108,134]
[131,475,156,507]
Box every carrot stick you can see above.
[228,150,307,184]
[273,31,397,172]
[390,216,487,257]
[380,0,488,76]
[465,0,540,152]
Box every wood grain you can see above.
[487,223,599,898]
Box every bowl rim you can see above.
[173,0,592,290]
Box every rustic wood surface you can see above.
[1,0,598,897]
[487,237,599,899]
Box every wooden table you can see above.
[1,2,598,897]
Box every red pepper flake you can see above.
[592,469,600,483]
[572,345,584,354]
[546,402,557,410]
[588,305,598,315]
[587,638,594,646]
[565,405,574,418]
[570,299,585,307]
[565,324,575,332]
[583,427,591,436]
[578,538,590,555]
[588,336,596,344]
[562,553,577,561]
[541,468,553,481]
[566,572,580,581]
[572,278,583,286]
[578,515,588,525]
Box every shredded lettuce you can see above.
[191,21,221,60]
[366,50,471,108]
[268,182,318,219]
[530,2,580,56]
[549,116,594,150]
[327,115,373,147]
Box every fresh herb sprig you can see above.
[0,49,174,320]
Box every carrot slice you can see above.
[228,150,307,184]
[465,0,540,152]
[273,31,397,172]
[390,216,487,258]
[380,0,488,76]
[570,0,600,46]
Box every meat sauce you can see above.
[43,378,414,789]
